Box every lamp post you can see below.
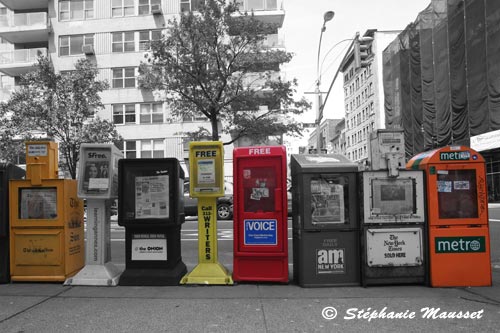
[315,11,335,153]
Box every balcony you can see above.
[241,71,280,89]
[236,0,285,26]
[0,12,50,44]
[0,48,47,76]
[259,34,285,50]
[0,0,48,11]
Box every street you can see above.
[108,206,500,273]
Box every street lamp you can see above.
[315,10,335,153]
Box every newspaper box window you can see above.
[243,167,276,213]
[310,175,347,225]
[19,188,58,220]
[134,176,169,219]
[437,169,478,219]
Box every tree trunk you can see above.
[210,114,219,142]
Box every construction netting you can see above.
[383,0,500,157]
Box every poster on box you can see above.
[20,188,58,219]
[135,175,169,219]
[82,150,111,194]
[197,159,215,184]
[311,180,345,224]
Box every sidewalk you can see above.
[0,267,499,332]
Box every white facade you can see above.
[0,0,285,173]
[340,29,400,164]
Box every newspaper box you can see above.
[9,142,85,282]
[407,146,491,287]
[118,158,186,286]
[0,163,25,283]
[233,146,288,282]
[65,144,123,286]
[291,154,360,287]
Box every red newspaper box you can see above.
[233,146,288,282]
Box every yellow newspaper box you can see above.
[181,141,233,284]
[9,142,84,282]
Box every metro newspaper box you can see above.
[407,146,492,287]
[0,163,25,283]
[291,154,360,287]
[66,144,123,286]
[359,170,427,286]
[118,158,186,285]
[233,146,288,282]
[9,142,85,282]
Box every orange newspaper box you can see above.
[407,146,491,287]
[9,142,84,282]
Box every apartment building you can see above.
[307,118,343,154]
[339,29,399,165]
[0,0,285,171]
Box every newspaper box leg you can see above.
[65,200,121,286]
[181,197,233,285]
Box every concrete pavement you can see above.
[0,265,499,333]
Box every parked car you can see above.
[183,179,233,220]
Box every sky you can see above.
[280,0,432,135]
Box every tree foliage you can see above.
[0,56,121,178]
[138,0,310,143]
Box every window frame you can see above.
[59,34,94,56]
[112,31,136,53]
[140,139,165,158]
[112,103,136,124]
[139,30,162,51]
[139,103,164,124]
[112,0,135,17]
[112,67,136,88]
[59,0,94,21]
[139,0,161,15]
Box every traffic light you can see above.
[354,36,372,69]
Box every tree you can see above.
[0,56,121,179]
[138,0,310,144]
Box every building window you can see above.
[180,0,203,12]
[112,0,135,17]
[59,0,94,21]
[139,0,161,15]
[113,104,136,124]
[112,32,135,53]
[139,30,162,51]
[140,103,163,123]
[116,140,137,158]
[112,67,136,88]
[141,139,164,158]
[59,34,94,56]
